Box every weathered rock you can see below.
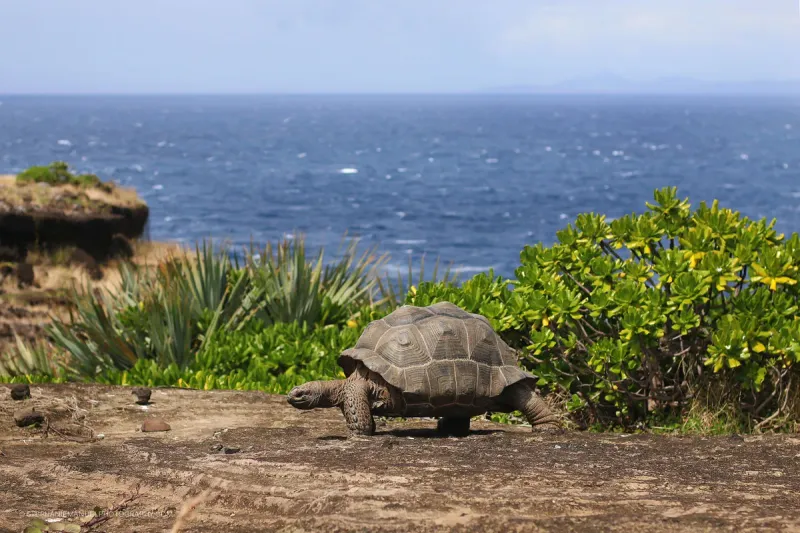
[141,418,170,432]
[0,245,20,263]
[70,248,103,281]
[131,387,151,405]
[16,262,34,286]
[109,233,134,260]
[14,408,44,427]
[10,383,30,401]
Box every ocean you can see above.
[1,94,798,279]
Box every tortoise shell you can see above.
[338,301,535,411]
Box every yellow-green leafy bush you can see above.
[409,187,799,431]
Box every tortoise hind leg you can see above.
[436,417,470,437]
[342,380,375,436]
[503,382,560,432]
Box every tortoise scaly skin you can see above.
[287,301,560,436]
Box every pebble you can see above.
[141,418,171,432]
[131,387,152,405]
[14,408,45,427]
[10,383,30,401]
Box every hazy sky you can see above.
[1,0,799,93]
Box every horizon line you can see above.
[2,90,800,97]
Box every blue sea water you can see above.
[0,94,798,279]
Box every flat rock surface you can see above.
[0,383,798,532]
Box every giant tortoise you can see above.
[287,301,559,436]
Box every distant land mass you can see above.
[483,74,800,95]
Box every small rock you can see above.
[10,383,31,401]
[131,387,151,405]
[14,408,45,427]
[141,418,171,432]
[210,443,240,454]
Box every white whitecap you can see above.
[376,147,382,152]
[339,168,358,174]
[57,139,72,146]
[395,239,426,245]
[164,216,173,222]
[785,124,793,130]
[784,163,790,169]
[593,150,601,156]
[152,184,163,190]
[740,154,749,161]
[297,152,307,158]
[545,146,552,152]
[157,141,167,147]
[397,167,408,173]
[428,157,435,162]
[395,211,406,218]
[453,266,495,273]
[132,164,143,172]
[485,158,498,164]
[385,174,392,180]
[559,213,568,220]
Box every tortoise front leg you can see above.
[503,382,560,431]
[341,380,375,436]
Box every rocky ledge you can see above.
[0,172,149,261]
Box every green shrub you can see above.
[16,161,111,191]
[243,233,389,327]
[97,317,374,393]
[409,187,799,432]
[0,333,63,379]
[45,235,390,381]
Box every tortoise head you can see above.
[287,381,339,409]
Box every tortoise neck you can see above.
[319,380,347,408]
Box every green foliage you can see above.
[97,318,369,393]
[16,161,110,191]
[411,187,799,432]
[9,188,799,434]
[0,333,62,379]
[42,234,391,388]
[243,233,388,327]
[375,253,459,310]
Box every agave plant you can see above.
[243,233,389,327]
[375,253,459,311]
[48,239,253,374]
[0,332,62,378]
